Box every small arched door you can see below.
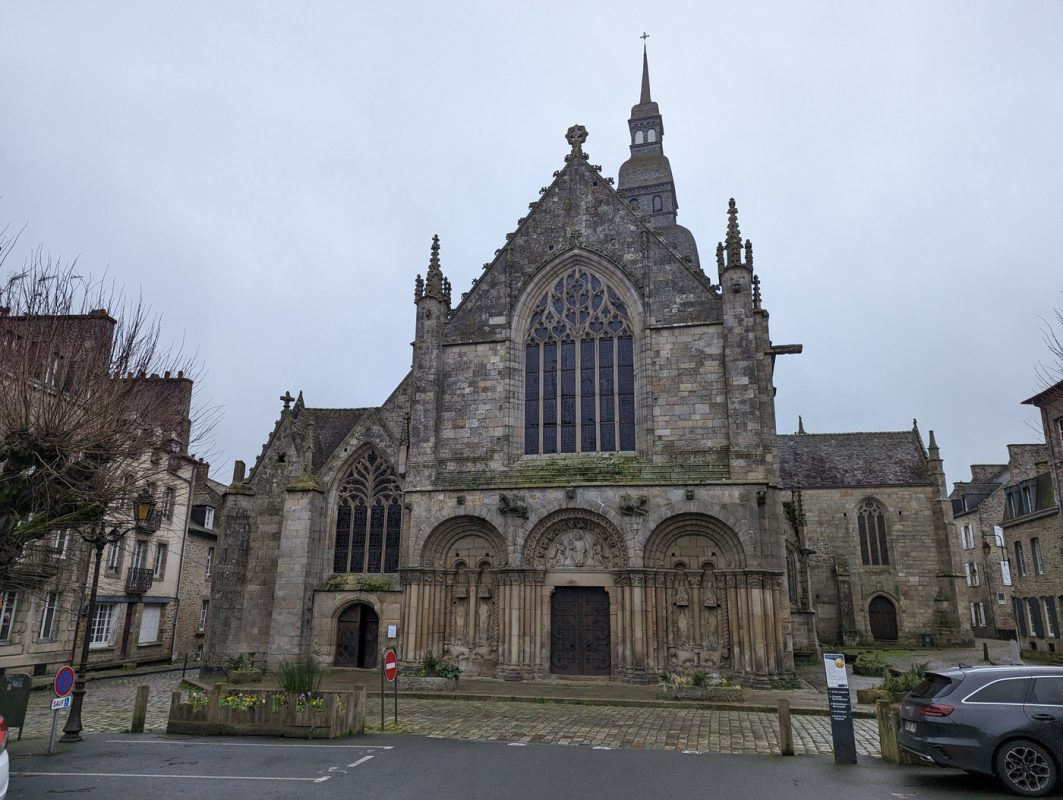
[335,603,379,668]
[868,596,898,641]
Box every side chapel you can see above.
[206,50,969,686]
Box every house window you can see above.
[38,592,59,640]
[997,592,1007,605]
[333,449,403,574]
[54,530,70,559]
[646,128,657,142]
[203,507,215,530]
[89,603,117,648]
[1014,597,1029,636]
[162,487,176,520]
[1001,559,1013,586]
[1056,417,1063,450]
[138,605,161,645]
[1006,490,1022,519]
[1044,597,1059,638]
[966,563,981,587]
[153,542,168,579]
[206,547,214,578]
[857,498,890,566]
[198,600,209,632]
[0,592,18,642]
[1022,485,1035,515]
[786,548,798,605]
[993,526,1005,547]
[1029,597,1046,638]
[1014,542,1027,577]
[106,540,123,573]
[970,602,985,628]
[131,540,147,571]
[524,267,635,455]
[1033,538,1045,575]
[960,525,974,550]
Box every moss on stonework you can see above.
[321,574,394,592]
[224,483,255,496]
[286,473,324,492]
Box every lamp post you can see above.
[61,488,156,742]
[982,538,997,638]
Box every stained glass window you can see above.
[857,498,890,566]
[334,450,403,573]
[525,268,635,454]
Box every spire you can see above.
[928,429,939,459]
[797,415,806,434]
[720,198,749,270]
[417,235,450,304]
[640,43,652,104]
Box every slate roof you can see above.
[305,408,371,470]
[777,431,930,488]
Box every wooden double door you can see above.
[335,603,379,668]
[550,587,611,676]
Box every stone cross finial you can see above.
[640,31,650,42]
[566,124,588,157]
[280,390,295,411]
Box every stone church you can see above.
[207,51,969,686]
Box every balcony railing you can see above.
[11,542,62,583]
[136,511,163,533]
[126,566,154,594]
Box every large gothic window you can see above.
[857,498,890,566]
[524,268,635,454]
[334,449,403,573]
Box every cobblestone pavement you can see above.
[15,669,193,738]
[378,698,880,756]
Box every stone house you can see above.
[0,309,196,675]
[205,51,968,686]
[172,462,224,663]
[950,463,1016,639]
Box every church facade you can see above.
[206,53,970,686]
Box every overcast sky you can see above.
[2,1,1061,489]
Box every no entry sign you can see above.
[53,665,75,698]
[383,649,398,682]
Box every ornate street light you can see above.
[61,487,157,742]
[981,537,997,638]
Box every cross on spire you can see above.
[640,31,649,42]
[280,390,295,411]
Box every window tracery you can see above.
[333,449,403,573]
[524,267,635,454]
[857,498,890,566]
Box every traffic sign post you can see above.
[49,666,76,754]
[381,649,398,729]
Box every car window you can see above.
[910,673,956,699]
[1030,677,1063,706]
[965,677,1030,704]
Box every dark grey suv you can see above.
[899,666,1063,797]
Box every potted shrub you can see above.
[400,652,462,691]
[226,653,264,685]
[656,672,743,701]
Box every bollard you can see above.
[777,698,794,756]
[131,685,149,733]
[983,642,990,663]
[182,653,189,678]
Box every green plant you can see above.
[295,692,324,712]
[271,692,289,712]
[691,671,708,687]
[226,652,258,673]
[853,652,889,676]
[219,692,264,711]
[187,691,209,710]
[279,659,323,694]
[419,651,441,676]
[658,672,672,685]
[882,662,928,697]
[435,663,462,680]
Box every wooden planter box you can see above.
[656,685,744,702]
[227,669,264,685]
[167,686,366,738]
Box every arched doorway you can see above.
[334,603,379,668]
[868,596,898,641]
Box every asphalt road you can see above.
[9,733,1014,799]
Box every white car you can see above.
[0,713,9,799]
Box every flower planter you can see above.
[168,687,366,738]
[227,669,264,685]
[856,688,891,705]
[656,685,744,702]
[399,676,459,692]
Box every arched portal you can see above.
[868,595,898,641]
[334,603,379,668]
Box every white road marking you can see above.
[108,739,392,749]
[314,775,332,783]
[507,742,528,747]
[15,771,323,782]
[348,755,375,768]
[592,746,612,750]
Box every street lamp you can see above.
[981,538,997,638]
[60,487,157,742]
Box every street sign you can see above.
[53,665,75,698]
[383,649,398,682]
[50,696,72,711]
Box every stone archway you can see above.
[522,508,629,569]
[334,602,379,668]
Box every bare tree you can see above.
[1038,304,1063,389]
[0,224,206,584]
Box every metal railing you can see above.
[126,566,154,593]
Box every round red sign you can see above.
[54,665,76,698]
[383,649,398,682]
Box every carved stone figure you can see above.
[546,529,609,568]
[618,493,649,516]
[674,578,690,607]
[498,493,529,519]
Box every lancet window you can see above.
[333,449,403,573]
[857,498,890,567]
[524,267,635,454]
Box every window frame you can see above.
[0,592,18,643]
[153,542,168,580]
[38,591,59,641]
[857,498,891,567]
[89,603,117,649]
[138,604,161,645]
[205,546,214,578]
[198,600,209,632]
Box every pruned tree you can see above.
[0,224,208,586]
[1038,303,1063,389]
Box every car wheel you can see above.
[995,739,1058,797]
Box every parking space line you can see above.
[107,739,392,749]
[15,771,324,782]
[348,755,374,768]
